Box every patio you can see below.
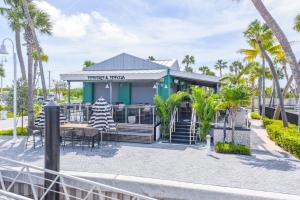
[0,119,300,196]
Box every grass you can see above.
[263,117,300,159]
[250,112,261,119]
[215,142,251,155]
[0,127,27,136]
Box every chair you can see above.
[26,126,43,149]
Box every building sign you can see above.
[87,75,126,81]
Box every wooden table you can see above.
[60,123,100,148]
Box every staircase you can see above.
[170,120,197,144]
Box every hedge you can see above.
[250,112,261,119]
[263,117,300,158]
[215,142,251,155]
[0,127,28,136]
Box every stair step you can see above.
[171,138,196,144]
[172,131,190,136]
[172,135,192,139]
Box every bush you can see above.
[264,118,300,158]
[250,112,261,119]
[0,127,27,136]
[215,142,251,155]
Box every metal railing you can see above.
[0,156,156,200]
[169,107,178,143]
[189,108,197,144]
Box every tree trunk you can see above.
[27,43,34,129]
[251,0,300,94]
[258,77,262,113]
[261,57,266,117]
[220,69,222,77]
[33,60,38,89]
[22,0,47,99]
[15,29,27,80]
[251,81,255,112]
[258,40,288,127]
[273,75,293,119]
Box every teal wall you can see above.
[158,70,173,100]
[83,82,94,103]
[118,82,131,104]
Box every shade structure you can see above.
[34,100,67,128]
[88,97,116,131]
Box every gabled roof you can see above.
[152,59,180,70]
[83,53,169,71]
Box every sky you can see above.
[0,0,300,88]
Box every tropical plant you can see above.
[294,14,300,32]
[217,84,251,143]
[191,87,217,140]
[229,61,244,75]
[214,59,227,77]
[154,91,189,138]
[250,0,300,102]
[182,55,195,72]
[148,56,155,61]
[83,60,95,67]
[32,50,48,90]
[0,64,4,93]
[198,66,215,76]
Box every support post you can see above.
[67,81,70,121]
[44,101,60,200]
[109,81,112,104]
[206,135,211,155]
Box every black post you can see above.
[44,100,60,200]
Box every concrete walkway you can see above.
[0,117,27,130]
[0,119,299,196]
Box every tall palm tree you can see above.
[0,65,4,93]
[32,50,48,89]
[83,60,95,67]
[214,59,227,77]
[293,14,300,32]
[0,0,26,80]
[251,0,300,99]
[229,61,244,75]
[198,66,215,76]
[182,55,195,72]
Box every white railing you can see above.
[189,109,197,144]
[169,107,178,143]
[0,156,156,200]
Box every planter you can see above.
[213,127,250,147]
[0,110,7,120]
[128,116,136,124]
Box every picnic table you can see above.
[60,123,101,148]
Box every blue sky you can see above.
[1,0,300,88]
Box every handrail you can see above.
[189,108,197,144]
[169,107,178,143]
[0,156,156,200]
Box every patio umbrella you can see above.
[34,100,67,128]
[88,97,116,131]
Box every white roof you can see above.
[170,70,219,84]
[152,59,180,70]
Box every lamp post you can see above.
[0,38,18,142]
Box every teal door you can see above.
[118,82,131,104]
[83,82,94,103]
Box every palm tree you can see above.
[83,60,95,67]
[229,61,244,75]
[0,65,5,93]
[293,14,300,32]
[251,0,300,99]
[0,0,26,80]
[32,51,48,89]
[148,56,155,61]
[198,66,215,76]
[214,59,227,77]
[182,55,195,72]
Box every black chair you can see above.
[26,126,44,149]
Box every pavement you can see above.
[0,118,299,196]
[0,117,28,130]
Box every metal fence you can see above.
[0,156,156,200]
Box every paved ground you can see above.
[0,118,299,196]
[0,117,28,130]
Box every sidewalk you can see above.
[0,117,28,130]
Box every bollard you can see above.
[206,135,211,155]
[44,100,60,200]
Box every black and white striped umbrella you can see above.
[34,100,67,128]
[88,97,116,131]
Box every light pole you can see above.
[0,38,18,142]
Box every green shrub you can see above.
[215,142,251,155]
[0,127,27,136]
[250,112,261,119]
[264,118,300,158]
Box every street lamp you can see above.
[0,38,18,142]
